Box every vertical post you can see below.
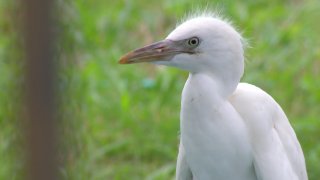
[22,0,57,180]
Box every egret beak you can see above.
[119,39,185,64]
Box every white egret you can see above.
[119,14,308,180]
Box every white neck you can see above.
[194,71,237,98]
[186,50,244,98]
[180,72,255,179]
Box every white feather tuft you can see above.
[177,9,250,51]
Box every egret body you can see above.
[119,14,307,180]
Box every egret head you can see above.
[119,15,245,86]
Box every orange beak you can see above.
[119,39,186,64]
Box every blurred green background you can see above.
[0,0,319,179]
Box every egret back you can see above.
[229,83,308,180]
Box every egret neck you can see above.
[180,72,256,180]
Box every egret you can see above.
[119,14,308,180]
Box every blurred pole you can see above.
[22,0,57,180]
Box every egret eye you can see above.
[187,37,200,48]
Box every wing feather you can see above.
[229,83,307,180]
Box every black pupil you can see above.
[190,38,197,45]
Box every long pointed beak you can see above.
[119,39,184,64]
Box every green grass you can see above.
[1,0,320,179]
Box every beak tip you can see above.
[118,55,129,64]
[118,59,125,64]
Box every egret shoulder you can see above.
[229,83,307,180]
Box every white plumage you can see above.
[119,13,307,180]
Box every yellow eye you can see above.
[187,37,200,47]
